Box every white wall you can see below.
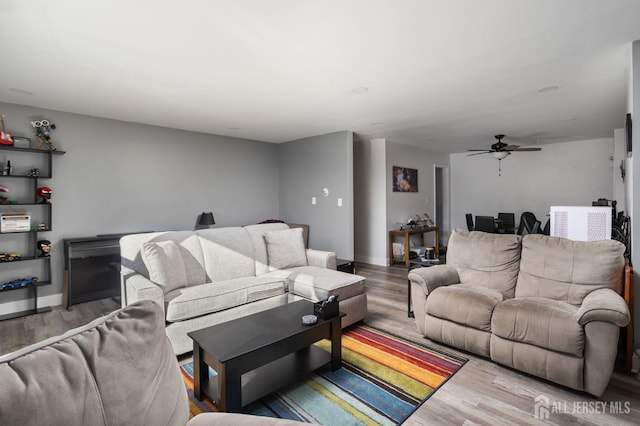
[353,137,387,265]
[450,138,615,230]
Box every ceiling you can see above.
[1,0,640,154]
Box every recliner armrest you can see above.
[408,265,460,296]
[306,249,337,269]
[576,288,630,327]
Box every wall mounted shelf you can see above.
[0,145,64,320]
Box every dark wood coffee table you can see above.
[188,300,344,412]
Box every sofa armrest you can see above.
[408,264,460,296]
[306,249,337,270]
[576,288,630,327]
[124,273,165,313]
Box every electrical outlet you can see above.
[337,198,342,207]
[312,197,316,205]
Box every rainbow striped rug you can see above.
[180,325,466,425]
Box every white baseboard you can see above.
[354,254,388,266]
[0,293,63,316]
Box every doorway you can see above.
[434,165,450,249]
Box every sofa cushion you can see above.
[446,230,522,298]
[121,231,207,287]
[264,228,308,271]
[426,284,503,332]
[164,276,287,322]
[269,266,365,302]
[0,301,188,426]
[516,235,625,305]
[198,227,256,282]
[244,223,291,275]
[491,297,583,356]
[141,240,188,293]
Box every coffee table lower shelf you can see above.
[199,345,332,409]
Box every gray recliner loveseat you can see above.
[408,229,629,396]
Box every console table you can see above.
[388,227,439,267]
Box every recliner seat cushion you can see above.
[516,234,625,305]
[427,284,503,331]
[492,297,583,356]
[165,276,286,322]
[446,230,522,298]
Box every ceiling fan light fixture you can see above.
[492,151,510,160]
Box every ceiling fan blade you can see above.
[512,147,542,152]
[503,145,520,150]
[467,151,491,156]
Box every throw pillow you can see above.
[141,240,187,293]
[264,227,308,270]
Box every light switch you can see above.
[337,198,342,207]
[312,197,316,205]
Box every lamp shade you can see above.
[492,151,510,160]
[198,212,215,226]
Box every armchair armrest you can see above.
[306,249,337,270]
[124,273,165,313]
[576,288,630,327]
[408,265,460,296]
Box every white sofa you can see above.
[120,223,367,355]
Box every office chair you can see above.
[474,215,496,233]
[466,213,474,231]
[531,220,541,234]
[542,218,550,235]
[517,212,539,235]
[496,212,516,234]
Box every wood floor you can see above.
[1,262,639,425]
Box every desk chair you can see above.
[496,212,516,234]
[474,215,496,233]
[517,212,539,235]
[542,218,550,235]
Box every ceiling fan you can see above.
[467,134,542,175]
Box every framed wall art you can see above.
[392,166,418,192]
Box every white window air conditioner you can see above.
[549,206,611,241]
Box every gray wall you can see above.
[278,131,354,258]
[386,141,450,259]
[352,137,450,266]
[0,101,280,313]
[353,137,387,265]
[631,39,639,345]
[450,138,615,231]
